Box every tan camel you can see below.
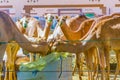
[55,17,99,78]
[48,14,89,68]
[49,15,97,80]
[16,14,54,61]
[0,11,49,79]
[16,14,54,39]
[51,14,119,80]
[52,15,120,80]
[53,13,120,80]
[48,14,88,41]
[16,16,43,37]
[66,14,88,31]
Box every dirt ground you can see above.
[72,73,120,80]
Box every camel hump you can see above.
[111,13,120,17]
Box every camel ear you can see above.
[17,19,20,22]
[55,16,59,19]
[66,16,70,19]
[52,16,54,20]
[55,16,59,22]
[56,18,60,22]
[43,14,47,19]
[44,15,47,19]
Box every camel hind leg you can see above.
[92,48,99,80]
[76,53,83,80]
[113,50,120,80]
[104,47,110,80]
[0,44,7,80]
[97,46,106,80]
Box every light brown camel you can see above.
[16,14,54,39]
[16,16,43,37]
[57,16,99,80]
[52,13,120,80]
[49,15,98,80]
[48,14,88,41]
[48,15,90,78]
[50,14,119,80]
[0,11,49,79]
[16,14,54,61]
[52,15,120,80]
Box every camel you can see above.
[66,14,88,31]
[48,14,88,41]
[52,13,120,80]
[16,16,43,37]
[58,16,99,80]
[48,14,89,68]
[52,15,120,80]
[48,15,98,80]
[16,14,54,39]
[16,14,54,61]
[49,13,119,80]
[0,11,49,79]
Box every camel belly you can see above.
[110,40,120,50]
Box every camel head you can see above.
[19,16,30,29]
[58,16,68,27]
[16,16,30,34]
[44,14,54,25]
[68,14,88,31]
[75,13,88,19]
[51,40,82,53]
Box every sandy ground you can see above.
[72,73,120,80]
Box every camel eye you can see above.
[25,20,29,23]
[62,18,66,22]
[19,21,21,24]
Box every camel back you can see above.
[79,15,115,40]
[68,15,88,31]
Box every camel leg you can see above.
[97,46,106,80]
[85,47,98,80]
[11,43,19,80]
[76,53,82,80]
[29,53,34,62]
[89,47,98,80]
[0,64,2,80]
[5,42,19,80]
[72,64,77,76]
[88,51,95,80]
[72,54,77,76]
[0,62,3,80]
[84,51,92,80]
[104,47,110,80]
[80,53,84,76]
[114,50,120,80]
[4,63,8,80]
[6,43,12,80]
[0,44,7,80]
[93,50,99,80]
[35,54,40,61]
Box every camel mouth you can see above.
[47,19,53,23]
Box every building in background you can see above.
[0,0,120,19]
